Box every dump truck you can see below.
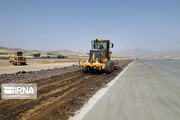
[79,39,119,73]
[10,52,26,65]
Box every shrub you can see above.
[57,55,67,59]
[33,53,41,58]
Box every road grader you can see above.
[10,51,26,65]
[79,39,119,73]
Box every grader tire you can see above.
[82,66,89,73]
[105,61,112,74]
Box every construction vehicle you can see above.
[79,39,119,73]
[10,52,26,65]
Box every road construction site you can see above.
[0,40,179,120]
[0,59,133,120]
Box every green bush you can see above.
[57,55,67,59]
[33,53,41,58]
[47,53,54,55]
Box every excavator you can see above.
[79,39,119,73]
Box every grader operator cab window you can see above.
[17,52,23,56]
[91,40,110,58]
[91,40,109,50]
[98,45,104,49]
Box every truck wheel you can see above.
[82,66,89,73]
[105,61,111,74]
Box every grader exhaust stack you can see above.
[79,39,119,73]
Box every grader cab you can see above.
[79,39,119,73]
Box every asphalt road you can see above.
[82,60,180,120]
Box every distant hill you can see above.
[0,46,122,58]
[116,49,180,59]
[0,46,27,53]
[48,49,87,56]
[0,46,87,56]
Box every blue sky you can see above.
[0,0,180,52]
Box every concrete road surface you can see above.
[82,60,180,120]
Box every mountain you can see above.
[5,46,177,59]
[49,49,87,56]
[0,46,87,57]
[0,46,27,53]
[0,46,121,57]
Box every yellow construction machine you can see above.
[79,39,119,73]
[10,52,26,65]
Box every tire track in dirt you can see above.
[0,73,81,107]
[0,71,82,109]
[19,76,98,120]
[22,75,103,120]
[0,72,93,120]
